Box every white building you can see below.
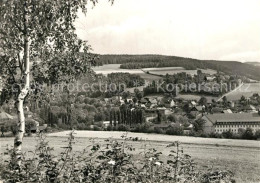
[203,112,260,134]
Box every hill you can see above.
[246,61,260,67]
[98,54,260,80]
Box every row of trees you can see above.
[109,106,145,126]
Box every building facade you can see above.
[202,112,260,134]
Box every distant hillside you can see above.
[98,54,260,80]
[246,62,260,67]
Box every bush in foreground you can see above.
[0,132,235,183]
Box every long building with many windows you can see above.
[202,112,260,134]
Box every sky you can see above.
[75,0,260,62]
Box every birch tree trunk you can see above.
[14,35,30,167]
[13,2,30,165]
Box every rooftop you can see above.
[222,109,233,114]
[205,113,260,123]
[191,106,204,111]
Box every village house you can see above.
[157,107,167,115]
[163,99,176,108]
[140,104,146,109]
[183,124,193,135]
[102,121,111,128]
[126,98,133,104]
[211,107,223,113]
[104,98,110,104]
[148,98,158,109]
[229,101,235,108]
[150,98,158,105]
[202,112,260,134]
[222,109,233,114]
[243,105,257,113]
[191,101,197,107]
[140,98,148,104]
[119,99,125,105]
[190,105,205,117]
[206,76,215,82]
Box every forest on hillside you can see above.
[97,54,260,80]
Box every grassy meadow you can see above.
[142,67,217,76]
[176,94,219,102]
[1,131,259,183]
[93,64,163,82]
[93,64,143,76]
[223,83,260,101]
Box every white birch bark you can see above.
[13,2,30,165]
[14,36,30,166]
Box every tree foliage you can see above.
[0,0,100,99]
[0,0,112,166]
[193,119,206,132]
[198,97,207,106]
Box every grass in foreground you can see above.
[0,132,239,183]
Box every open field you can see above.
[136,72,162,82]
[1,131,259,183]
[176,83,260,102]
[221,83,260,101]
[47,131,260,148]
[93,64,162,82]
[142,67,217,76]
[93,64,143,75]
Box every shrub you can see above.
[146,126,155,133]
[201,170,235,183]
[255,129,260,139]
[1,125,9,137]
[208,132,222,138]
[93,126,102,131]
[222,130,234,139]
[10,123,17,136]
[153,127,165,134]
[133,123,152,133]
[77,123,89,130]
[106,125,113,131]
[117,124,130,131]
[166,125,184,135]
[242,128,255,140]
[57,123,71,130]
[167,114,177,122]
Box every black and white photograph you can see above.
[0,0,260,182]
